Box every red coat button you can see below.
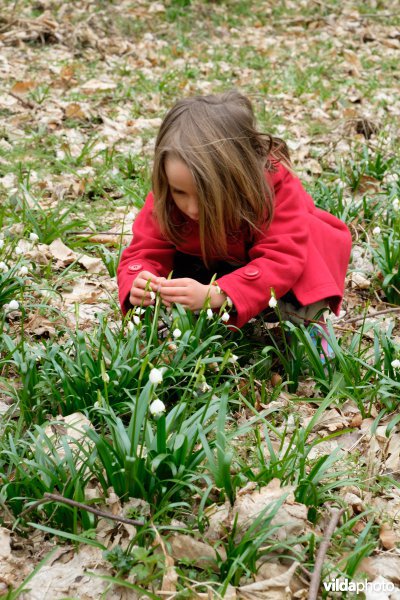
[243,267,260,278]
[128,264,142,272]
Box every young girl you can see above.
[117,91,352,342]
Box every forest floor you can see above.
[0,0,400,598]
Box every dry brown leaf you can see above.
[80,78,117,93]
[303,408,347,433]
[204,502,230,542]
[65,103,89,120]
[0,528,11,559]
[232,478,307,542]
[24,546,130,600]
[62,279,103,305]
[342,492,364,513]
[24,243,51,265]
[25,313,59,337]
[350,413,363,428]
[169,533,224,572]
[11,81,37,94]
[153,527,178,595]
[194,585,237,600]
[78,254,105,274]
[41,412,92,463]
[385,433,400,472]
[238,560,299,599]
[358,555,400,584]
[379,523,397,550]
[357,174,381,194]
[48,238,77,265]
[350,272,371,289]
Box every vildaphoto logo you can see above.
[323,579,395,593]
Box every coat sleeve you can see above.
[117,192,176,315]
[216,164,310,328]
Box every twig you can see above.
[65,231,132,236]
[275,11,398,26]
[308,507,345,600]
[0,19,18,33]
[8,91,37,110]
[21,492,145,527]
[343,306,400,325]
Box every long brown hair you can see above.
[152,90,290,266]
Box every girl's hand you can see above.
[129,270,160,307]
[159,278,209,310]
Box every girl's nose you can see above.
[187,198,199,220]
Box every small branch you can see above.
[65,231,132,236]
[21,493,145,527]
[308,507,345,600]
[8,91,37,110]
[343,306,400,325]
[274,11,398,27]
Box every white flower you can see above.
[0,240,4,249]
[172,328,182,339]
[393,198,399,212]
[102,372,110,384]
[198,381,212,393]
[268,296,278,308]
[133,315,141,325]
[221,312,230,322]
[150,291,156,301]
[134,307,146,315]
[8,300,19,311]
[127,321,134,332]
[372,226,381,235]
[19,265,29,276]
[15,246,23,256]
[149,367,163,385]
[149,398,166,416]
[0,261,8,272]
[206,308,213,320]
[29,232,39,242]
[391,359,400,369]
[229,354,238,364]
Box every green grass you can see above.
[0,0,399,597]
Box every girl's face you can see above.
[165,157,199,222]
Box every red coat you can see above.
[117,163,352,328]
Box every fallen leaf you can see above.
[23,546,129,600]
[0,528,11,559]
[78,255,105,274]
[11,81,37,94]
[169,534,225,572]
[358,555,400,584]
[204,502,230,542]
[62,279,103,304]
[238,561,299,599]
[80,78,117,93]
[232,478,308,542]
[49,238,77,265]
[25,313,59,337]
[65,103,90,120]
[41,412,92,464]
[350,272,371,289]
[153,527,177,595]
[379,523,397,550]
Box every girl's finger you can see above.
[159,286,187,296]
[130,292,154,305]
[161,297,189,307]
[135,278,158,291]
